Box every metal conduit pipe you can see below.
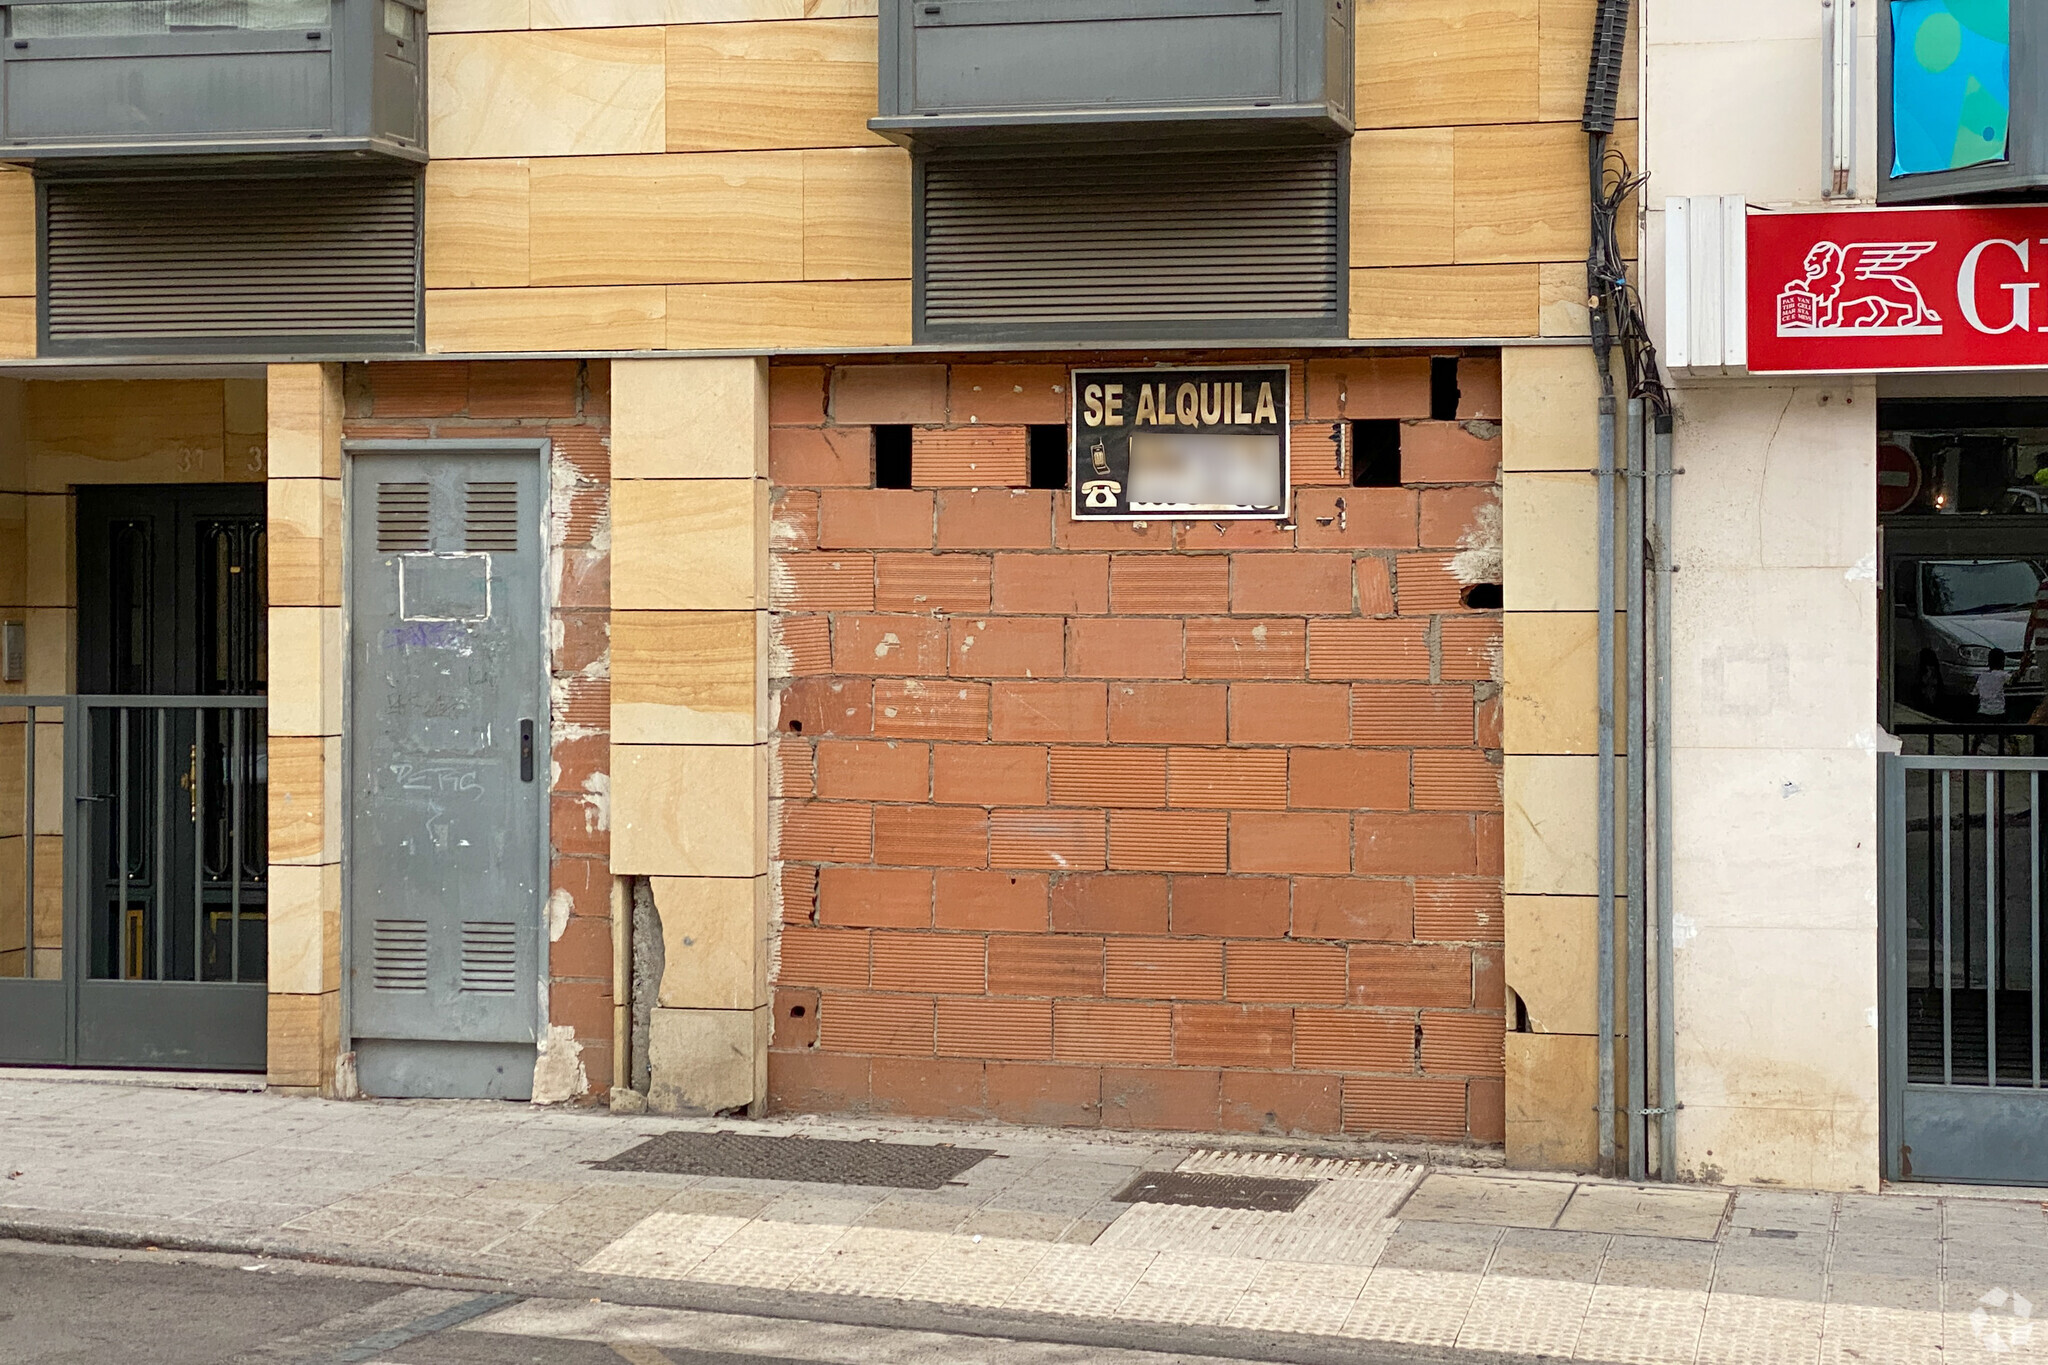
[1595,382,1619,1178]
[1583,0,1631,1178]
[1653,414,1678,1180]
[1626,398,1650,1181]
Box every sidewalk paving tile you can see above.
[1710,1259,1828,1303]
[687,1241,837,1290]
[1694,1292,1826,1365]
[1820,1301,1945,1365]
[1226,1261,1373,1336]
[1376,1219,1501,1272]
[785,1226,941,1298]
[580,1210,749,1280]
[1487,1227,1609,1281]
[1094,1200,1278,1256]
[1825,1269,1943,1311]
[1343,1264,1483,1346]
[1003,1243,1160,1317]
[1944,1301,2046,1361]
[1117,1250,1263,1326]
[1455,1271,1594,1356]
[19,1078,2048,1364]
[1573,1285,1707,1365]
[1557,1183,1731,1240]
[898,1234,1055,1307]
[853,1194,973,1233]
[957,1207,1082,1242]
[1399,1171,1577,1229]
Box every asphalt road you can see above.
[0,1242,824,1365]
[0,1239,1311,1365]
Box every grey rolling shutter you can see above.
[41,173,422,357]
[918,142,1347,344]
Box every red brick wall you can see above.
[765,357,1507,1142]
[345,360,614,1100]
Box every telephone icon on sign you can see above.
[1080,479,1122,509]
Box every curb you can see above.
[0,1215,1561,1365]
[0,1217,503,1283]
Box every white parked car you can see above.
[1893,558,2046,713]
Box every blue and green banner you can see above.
[1892,0,2010,176]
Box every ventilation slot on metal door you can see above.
[463,482,519,552]
[459,922,519,993]
[918,143,1346,344]
[41,173,423,358]
[371,920,429,991]
[376,482,431,552]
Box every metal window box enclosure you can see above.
[0,0,424,166]
[1879,1,2038,203]
[871,0,1353,147]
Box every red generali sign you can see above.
[1748,204,2048,374]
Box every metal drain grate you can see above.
[591,1132,995,1189]
[1112,1170,1320,1212]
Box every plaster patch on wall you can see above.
[1699,646,1792,716]
[769,511,808,554]
[580,769,610,833]
[546,886,574,942]
[333,1049,359,1100]
[531,1022,587,1105]
[1845,550,1877,583]
[1671,912,1700,948]
[1450,500,1503,586]
[767,557,796,607]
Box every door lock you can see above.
[519,720,534,783]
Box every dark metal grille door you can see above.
[0,484,270,1071]
[347,446,547,1100]
[1884,754,2048,1183]
[918,143,1346,344]
[41,173,422,357]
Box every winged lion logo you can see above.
[1777,241,1944,337]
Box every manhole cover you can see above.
[592,1132,994,1190]
[1112,1170,1319,1212]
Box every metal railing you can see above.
[1895,755,2048,1089]
[0,695,267,985]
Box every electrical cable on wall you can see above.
[1581,0,1669,422]
[1589,144,1672,420]
[1583,0,1678,1183]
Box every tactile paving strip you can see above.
[591,1132,993,1190]
[1110,1170,1320,1212]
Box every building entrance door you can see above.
[0,484,271,1070]
[1881,405,2048,1183]
[345,443,547,1100]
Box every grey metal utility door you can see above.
[1883,753,2048,1184]
[346,443,547,1100]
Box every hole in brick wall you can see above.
[1027,425,1068,490]
[1430,357,1461,421]
[1461,583,1503,610]
[874,425,912,489]
[789,1004,806,1018]
[1351,419,1401,487]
